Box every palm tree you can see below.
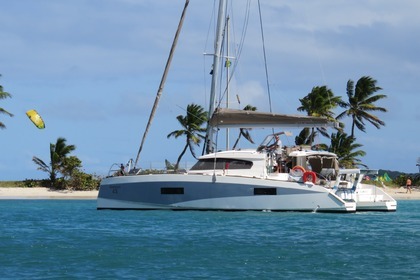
[232,104,256,149]
[329,131,367,168]
[294,127,312,146]
[33,137,76,188]
[297,86,344,145]
[337,76,387,138]
[167,103,208,170]
[0,75,13,129]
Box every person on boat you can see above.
[406,177,412,194]
[119,164,125,176]
[267,135,282,152]
[267,135,283,172]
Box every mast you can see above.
[204,0,227,154]
[225,15,230,150]
[134,0,190,168]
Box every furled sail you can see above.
[209,108,338,129]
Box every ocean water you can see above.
[0,200,419,279]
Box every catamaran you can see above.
[97,0,395,212]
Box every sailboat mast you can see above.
[204,0,227,154]
[134,0,190,168]
[225,15,230,150]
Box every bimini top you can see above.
[209,108,338,129]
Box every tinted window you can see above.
[161,188,184,194]
[190,158,253,171]
[254,188,277,195]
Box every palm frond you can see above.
[32,156,50,172]
[240,129,254,144]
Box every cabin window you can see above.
[308,158,322,174]
[190,158,253,171]
[254,188,277,195]
[307,156,337,177]
[161,188,184,194]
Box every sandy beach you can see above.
[383,186,420,200]
[0,187,98,199]
[0,186,418,200]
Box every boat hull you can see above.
[335,183,397,211]
[97,174,356,213]
[355,201,397,211]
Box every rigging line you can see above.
[215,19,228,110]
[227,0,251,100]
[203,0,228,155]
[301,6,333,109]
[202,1,218,111]
[134,0,190,168]
[257,0,273,113]
[233,0,251,71]
[215,0,251,109]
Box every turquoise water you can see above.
[1,200,419,279]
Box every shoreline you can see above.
[0,186,419,200]
[383,186,420,200]
[0,187,98,200]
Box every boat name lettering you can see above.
[110,185,121,194]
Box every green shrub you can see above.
[19,179,55,189]
[65,170,100,191]
[22,179,39,188]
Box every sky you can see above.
[1,0,419,181]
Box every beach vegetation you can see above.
[65,170,100,191]
[32,137,99,190]
[337,76,387,138]
[33,137,76,187]
[297,85,344,146]
[167,103,208,171]
[328,131,367,168]
[295,76,387,169]
[393,174,420,188]
[0,181,21,188]
[0,74,13,129]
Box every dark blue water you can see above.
[0,199,419,279]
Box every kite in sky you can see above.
[26,109,45,129]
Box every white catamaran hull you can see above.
[355,201,397,211]
[97,174,356,212]
[96,0,396,214]
[334,182,397,211]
